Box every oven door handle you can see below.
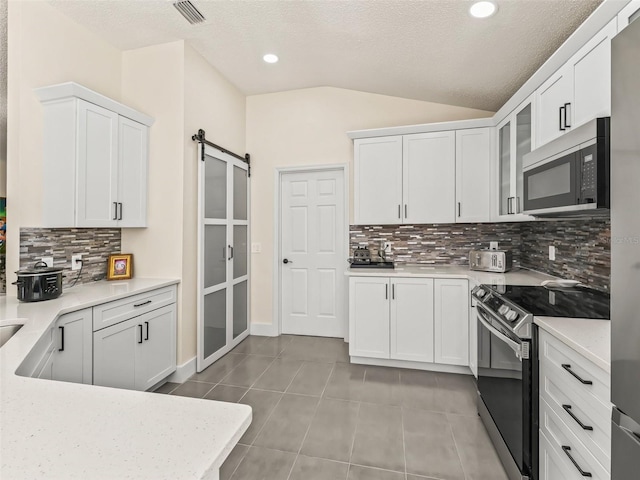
[477,307,523,359]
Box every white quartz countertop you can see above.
[535,316,611,373]
[0,278,251,480]
[346,265,557,286]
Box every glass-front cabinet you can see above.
[495,96,535,221]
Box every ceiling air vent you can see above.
[173,1,206,25]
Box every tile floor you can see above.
[156,335,508,480]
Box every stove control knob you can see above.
[505,310,519,322]
[498,305,509,316]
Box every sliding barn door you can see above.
[197,144,250,372]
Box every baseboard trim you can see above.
[250,322,278,337]
[165,356,196,384]
[350,356,473,375]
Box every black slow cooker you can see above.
[13,261,63,302]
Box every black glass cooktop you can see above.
[485,285,610,319]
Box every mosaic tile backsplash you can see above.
[351,218,611,292]
[20,228,121,288]
[350,223,523,265]
[520,218,611,292]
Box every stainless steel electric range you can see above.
[471,284,610,480]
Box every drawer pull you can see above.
[562,405,594,431]
[561,446,592,477]
[134,300,152,308]
[561,364,593,385]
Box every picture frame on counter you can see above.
[107,254,133,280]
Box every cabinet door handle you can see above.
[58,326,64,352]
[562,405,594,431]
[134,300,152,308]
[228,245,233,260]
[138,324,143,344]
[113,202,118,220]
[562,446,592,477]
[404,204,408,219]
[564,102,572,128]
[507,197,513,215]
[559,106,566,131]
[385,284,388,300]
[144,321,149,341]
[458,202,461,217]
[398,205,401,219]
[562,364,593,385]
[118,203,123,220]
[392,284,395,300]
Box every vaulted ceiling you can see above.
[49,0,602,111]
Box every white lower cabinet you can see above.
[391,278,435,363]
[34,309,93,384]
[52,308,93,384]
[539,329,611,480]
[349,276,468,369]
[94,304,176,391]
[349,277,391,359]
[434,279,470,366]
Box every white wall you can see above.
[246,86,493,330]
[120,41,187,360]
[1,0,7,198]
[6,0,122,285]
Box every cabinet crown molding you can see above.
[35,82,155,127]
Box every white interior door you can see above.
[197,144,250,372]
[280,168,346,337]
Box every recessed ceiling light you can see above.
[469,1,497,18]
[263,54,279,64]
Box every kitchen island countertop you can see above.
[0,278,251,480]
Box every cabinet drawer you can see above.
[539,330,610,408]
[93,285,176,331]
[541,360,611,468]
[540,398,610,479]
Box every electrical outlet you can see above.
[41,256,54,268]
[251,242,262,253]
[72,254,83,271]
[489,241,498,250]
[549,246,556,261]
[383,242,392,254]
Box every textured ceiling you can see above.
[49,0,602,111]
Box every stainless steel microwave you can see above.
[523,117,610,216]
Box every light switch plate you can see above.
[489,242,498,250]
[549,245,556,261]
[251,243,262,253]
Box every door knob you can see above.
[283,259,292,264]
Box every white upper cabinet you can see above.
[354,132,457,225]
[536,65,574,147]
[117,116,149,227]
[403,132,456,224]
[572,18,617,128]
[618,0,640,30]
[495,97,535,221]
[536,18,617,147]
[37,82,153,228]
[354,136,403,225]
[455,128,492,223]
[76,101,120,227]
